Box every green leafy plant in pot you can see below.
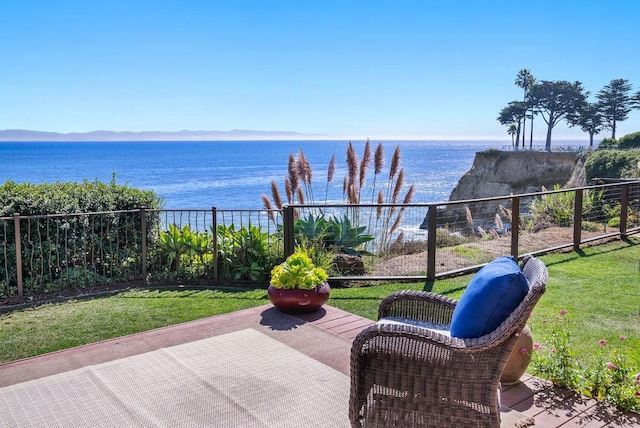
[268,248,330,314]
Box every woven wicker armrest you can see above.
[377,289,457,324]
[352,320,465,356]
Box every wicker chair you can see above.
[349,256,547,427]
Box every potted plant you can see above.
[268,248,331,314]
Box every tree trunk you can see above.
[521,116,526,148]
[612,119,617,139]
[529,114,534,149]
[545,124,553,152]
[545,112,554,152]
[589,132,594,147]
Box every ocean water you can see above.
[0,140,514,209]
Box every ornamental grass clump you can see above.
[270,250,328,290]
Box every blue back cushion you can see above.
[450,256,529,339]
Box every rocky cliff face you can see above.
[436,149,586,229]
[449,149,586,200]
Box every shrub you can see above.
[529,185,603,227]
[530,310,640,413]
[596,132,640,150]
[0,179,161,297]
[585,149,640,180]
[215,224,281,281]
[0,177,161,216]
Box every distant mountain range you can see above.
[0,129,327,142]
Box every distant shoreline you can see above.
[0,129,592,143]
[0,129,332,142]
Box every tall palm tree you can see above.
[515,69,535,148]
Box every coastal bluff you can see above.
[450,149,586,200]
[436,149,586,227]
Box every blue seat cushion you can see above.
[450,256,529,339]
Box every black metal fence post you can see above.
[620,183,629,238]
[283,205,295,258]
[573,189,583,251]
[140,207,147,280]
[426,205,437,281]
[13,213,23,298]
[212,207,218,281]
[510,196,519,259]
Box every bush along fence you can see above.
[1,181,639,299]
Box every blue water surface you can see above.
[0,140,507,209]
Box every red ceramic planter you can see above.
[267,283,331,314]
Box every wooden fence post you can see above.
[426,205,437,281]
[573,189,583,251]
[283,205,295,258]
[510,196,519,259]
[13,213,23,298]
[620,183,629,238]
[212,207,218,281]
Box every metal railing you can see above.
[2,181,639,299]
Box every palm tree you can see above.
[497,102,526,150]
[515,69,535,148]
[507,123,518,146]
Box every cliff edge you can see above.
[449,149,586,201]
[437,149,587,228]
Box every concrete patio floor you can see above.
[1,304,638,427]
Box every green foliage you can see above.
[294,213,330,243]
[529,185,603,226]
[600,132,640,150]
[597,137,617,149]
[269,248,328,289]
[294,214,374,256]
[585,149,640,179]
[616,132,640,149]
[530,310,640,413]
[215,223,281,281]
[602,203,638,228]
[0,177,161,216]
[530,310,582,390]
[0,179,162,298]
[325,215,374,256]
[159,224,213,269]
[530,185,574,226]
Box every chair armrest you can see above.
[377,290,457,324]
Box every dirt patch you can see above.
[371,227,621,276]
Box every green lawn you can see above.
[1,239,639,371]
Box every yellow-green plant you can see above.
[270,248,328,290]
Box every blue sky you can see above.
[2,0,640,141]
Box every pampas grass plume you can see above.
[374,143,384,174]
[271,180,283,210]
[285,177,293,203]
[327,154,336,183]
[389,145,401,179]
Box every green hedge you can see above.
[584,149,640,180]
[0,179,162,298]
[0,178,161,216]
[598,131,640,150]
